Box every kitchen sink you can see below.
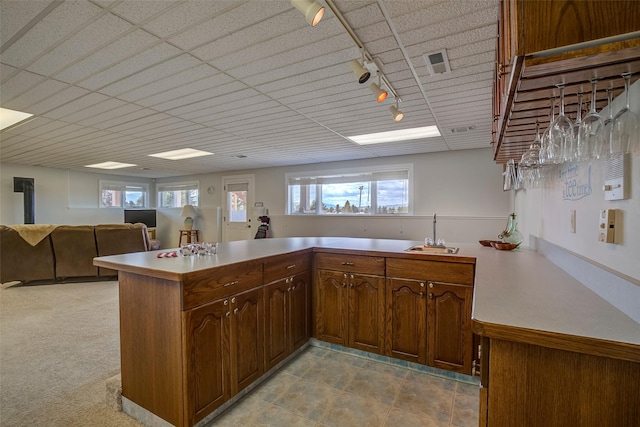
[405,245,460,254]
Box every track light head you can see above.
[350,59,370,84]
[389,105,404,122]
[370,82,388,103]
[291,0,325,27]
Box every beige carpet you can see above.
[0,280,142,427]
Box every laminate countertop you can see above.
[94,237,640,361]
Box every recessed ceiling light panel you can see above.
[0,107,33,130]
[348,126,441,145]
[85,161,137,170]
[149,148,214,160]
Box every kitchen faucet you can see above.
[433,213,437,245]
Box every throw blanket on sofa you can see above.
[8,225,59,246]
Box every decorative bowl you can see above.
[490,242,519,251]
[479,240,500,247]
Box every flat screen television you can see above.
[124,209,156,228]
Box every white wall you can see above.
[1,148,510,248]
[515,80,640,281]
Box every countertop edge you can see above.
[472,319,640,363]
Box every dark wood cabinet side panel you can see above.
[119,272,184,427]
[488,339,640,426]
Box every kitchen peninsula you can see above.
[94,237,640,427]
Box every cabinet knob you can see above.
[233,308,239,315]
[343,273,347,278]
[349,283,354,288]
[341,262,355,266]
[428,282,434,289]
[420,282,425,288]
[419,292,424,298]
[287,287,292,292]
[226,312,230,317]
[428,293,434,299]
[231,297,236,303]
[224,299,229,306]
[286,264,296,269]
[350,274,354,280]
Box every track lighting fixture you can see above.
[350,49,370,84]
[389,98,404,122]
[370,72,388,103]
[291,0,325,27]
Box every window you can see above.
[157,181,199,208]
[286,165,412,215]
[99,180,149,208]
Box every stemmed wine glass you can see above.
[610,73,639,156]
[549,84,574,163]
[539,97,556,165]
[572,91,583,159]
[577,79,605,161]
[603,88,614,157]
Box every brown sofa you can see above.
[0,223,150,284]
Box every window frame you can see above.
[285,164,413,216]
[99,180,149,208]
[156,181,200,208]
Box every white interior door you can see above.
[223,175,254,242]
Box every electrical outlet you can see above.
[570,210,576,233]
[598,209,616,243]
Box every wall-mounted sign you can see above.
[559,163,592,200]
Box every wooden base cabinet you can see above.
[385,277,427,364]
[427,281,473,373]
[263,253,311,370]
[386,258,475,374]
[314,254,385,354]
[264,270,310,370]
[184,286,264,426]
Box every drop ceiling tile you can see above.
[26,85,91,115]
[59,97,131,123]
[0,1,103,68]
[111,0,179,24]
[43,92,110,120]
[147,79,246,112]
[167,2,291,50]
[79,42,183,90]
[99,53,204,97]
[118,64,218,103]
[77,103,144,127]
[0,0,50,45]
[142,1,243,38]
[0,70,47,105]
[55,29,161,84]
[28,12,133,76]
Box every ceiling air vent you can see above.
[424,49,451,76]
[450,125,475,134]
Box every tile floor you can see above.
[209,346,479,427]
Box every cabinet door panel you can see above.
[428,282,473,374]
[314,269,347,345]
[264,280,289,370]
[349,274,385,354]
[290,272,310,352]
[385,278,427,364]
[184,299,229,425]
[230,287,264,395]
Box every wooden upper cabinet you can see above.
[494,0,640,164]
[516,0,640,56]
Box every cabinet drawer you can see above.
[315,253,385,276]
[263,252,310,284]
[386,258,474,285]
[183,260,263,310]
